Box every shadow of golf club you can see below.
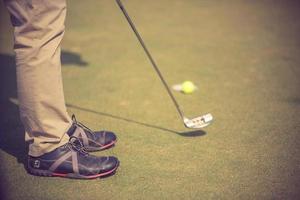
[66,103,206,137]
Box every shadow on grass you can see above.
[286,97,300,105]
[66,104,207,137]
[61,50,88,67]
[0,54,26,166]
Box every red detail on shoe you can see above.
[100,139,117,150]
[52,164,119,179]
[52,172,67,177]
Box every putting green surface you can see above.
[1,0,300,199]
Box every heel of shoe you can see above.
[27,163,53,177]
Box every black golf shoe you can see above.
[27,137,119,179]
[67,115,117,152]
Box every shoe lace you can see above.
[71,114,94,135]
[65,136,89,156]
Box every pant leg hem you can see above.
[28,122,72,157]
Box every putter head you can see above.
[183,113,213,129]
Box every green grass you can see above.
[1,0,300,199]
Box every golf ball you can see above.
[182,81,196,94]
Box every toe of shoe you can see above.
[95,131,117,145]
[105,131,117,143]
[100,156,119,172]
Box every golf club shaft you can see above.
[116,0,185,119]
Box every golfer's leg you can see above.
[4,0,71,157]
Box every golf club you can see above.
[116,0,213,129]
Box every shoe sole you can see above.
[85,139,117,152]
[28,161,119,179]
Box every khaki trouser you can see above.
[4,0,71,157]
